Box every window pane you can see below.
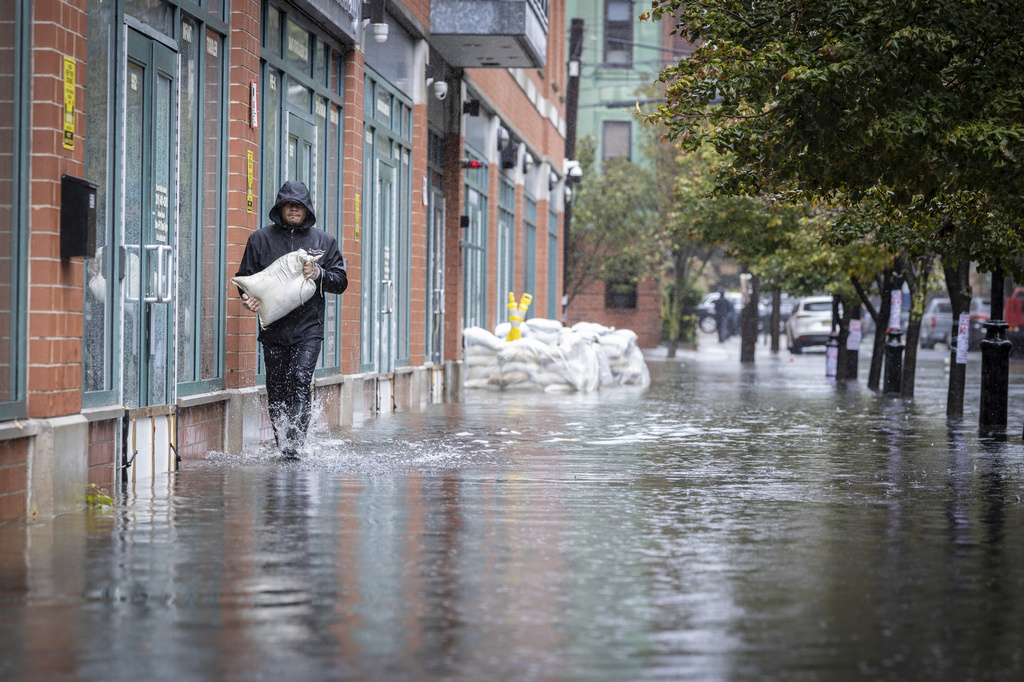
[177,15,198,383]
[200,28,223,380]
[603,120,631,160]
[262,67,281,218]
[84,0,115,393]
[315,40,328,88]
[285,19,311,78]
[264,4,281,55]
[124,0,174,35]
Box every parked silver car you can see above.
[785,296,834,353]
[920,297,953,349]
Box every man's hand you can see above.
[241,293,260,312]
[303,261,320,280]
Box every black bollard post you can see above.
[883,329,904,394]
[981,261,1010,431]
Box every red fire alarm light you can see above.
[461,158,483,169]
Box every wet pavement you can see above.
[3,336,1024,681]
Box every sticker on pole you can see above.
[826,343,838,377]
[888,290,902,330]
[847,319,862,351]
[956,312,970,364]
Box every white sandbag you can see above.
[572,321,611,340]
[523,318,563,345]
[494,322,513,340]
[231,249,322,329]
[463,327,505,351]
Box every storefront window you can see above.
[0,1,26,416]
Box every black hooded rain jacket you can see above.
[235,181,348,346]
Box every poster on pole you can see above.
[956,313,970,364]
[826,343,838,377]
[888,290,902,330]
[847,319,862,350]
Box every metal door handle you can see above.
[380,280,394,314]
[144,245,161,303]
[159,245,173,303]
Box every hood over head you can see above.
[269,181,317,231]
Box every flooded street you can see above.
[3,340,1024,681]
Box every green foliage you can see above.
[85,484,114,511]
[565,136,662,307]
[646,0,1024,266]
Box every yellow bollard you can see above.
[506,292,533,341]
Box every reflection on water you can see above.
[2,349,1024,681]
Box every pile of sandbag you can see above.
[462,318,650,392]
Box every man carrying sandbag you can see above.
[235,181,347,460]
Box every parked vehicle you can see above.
[696,292,742,334]
[920,298,953,349]
[968,298,990,350]
[785,296,834,353]
[697,292,773,334]
[1003,287,1024,353]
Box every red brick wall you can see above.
[409,98,428,365]
[177,403,226,461]
[225,0,262,389]
[0,437,29,522]
[567,277,663,349]
[28,0,88,419]
[87,419,116,487]
[341,51,366,373]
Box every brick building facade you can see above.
[0,0,568,523]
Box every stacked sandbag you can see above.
[598,329,651,388]
[463,327,504,389]
[492,338,575,392]
[523,317,563,346]
[462,321,649,393]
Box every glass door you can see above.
[426,181,446,365]
[122,29,177,410]
[373,157,397,374]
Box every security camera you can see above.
[371,22,388,44]
[433,80,448,101]
[568,163,582,181]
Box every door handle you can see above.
[144,244,161,303]
[380,280,395,315]
[144,245,173,303]
[380,279,391,315]
[159,245,173,303]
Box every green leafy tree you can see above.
[645,0,1024,268]
[564,136,661,313]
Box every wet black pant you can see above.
[263,338,321,452]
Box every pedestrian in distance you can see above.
[713,291,734,343]
[235,181,348,460]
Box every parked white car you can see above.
[785,296,834,353]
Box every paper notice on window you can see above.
[847,319,862,350]
[956,313,970,364]
[888,290,902,330]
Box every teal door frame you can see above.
[120,28,178,409]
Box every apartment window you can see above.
[604,0,633,67]
[603,120,632,161]
[605,281,637,309]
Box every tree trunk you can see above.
[836,294,860,381]
[740,273,760,363]
[852,270,896,391]
[944,256,971,419]
[900,253,935,400]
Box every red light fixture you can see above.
[461,158,483,169]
